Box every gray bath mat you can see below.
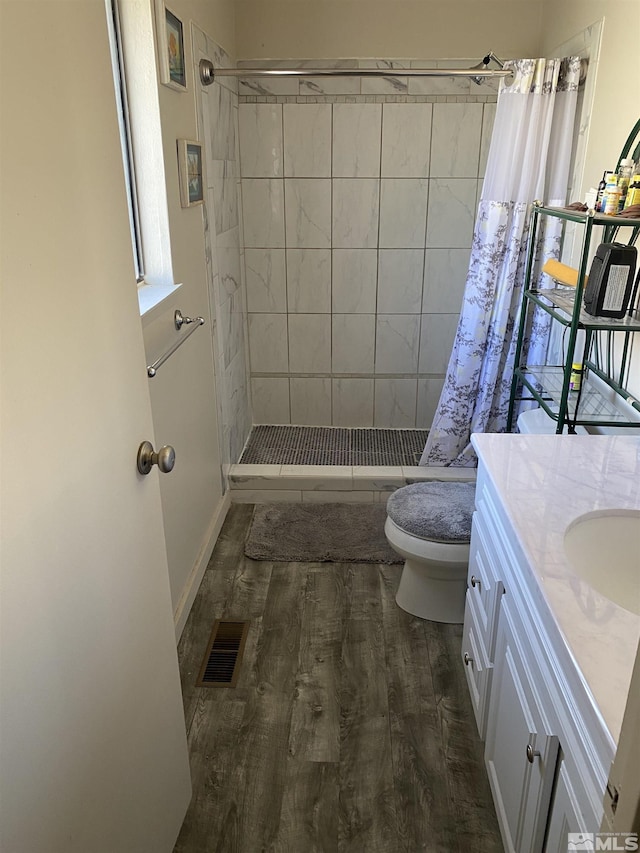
[245,503,403,564]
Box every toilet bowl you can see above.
[384,481,475,623]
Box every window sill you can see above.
[137,282,182,321]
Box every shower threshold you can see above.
[230,425,476,504]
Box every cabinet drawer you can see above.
[461,591,493,739]
[467,511,505,661]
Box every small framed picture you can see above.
[177,139,204,207]
[156,1,187,91]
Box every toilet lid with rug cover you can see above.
[386,481,475,543]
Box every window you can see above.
[106,0,144,282]
[104,0,176,311]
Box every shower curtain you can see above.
[420,57,582,467]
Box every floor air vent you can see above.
[196,620,250,688]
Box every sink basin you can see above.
[564,510,640,615]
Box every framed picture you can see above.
[177,139,204,207]
[156,1,187,91]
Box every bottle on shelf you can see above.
[595,171,612,212]
[569,363,583,392]
[616,158,635,211]
[602,174,621,215]
[623,174,640,210]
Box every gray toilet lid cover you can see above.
[386,481,476,543]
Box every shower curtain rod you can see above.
[199,59,511,86]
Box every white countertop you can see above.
[471,433,640,745]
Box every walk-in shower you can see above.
[195,34,505,484]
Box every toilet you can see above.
[516,407,588,434]
[384,481,475,624]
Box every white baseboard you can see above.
[173,490,231,642]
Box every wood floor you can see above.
[174,504,503,853]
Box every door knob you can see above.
[137,441,176,475]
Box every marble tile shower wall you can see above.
[194,27,252,473]
[239,59,497,428]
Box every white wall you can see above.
[540,1,639,204]
[235,0,544,60]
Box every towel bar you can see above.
[147,311,205,377]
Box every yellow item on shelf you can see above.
[569,363,583,391]
[541,258,589,288]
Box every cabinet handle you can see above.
[471,575,481,590]
[526,744,541,764]
[463,652,473,667]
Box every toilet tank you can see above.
[516,408,588,435]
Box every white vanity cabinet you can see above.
[463,463,609,853]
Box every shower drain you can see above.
[239,425,429,466]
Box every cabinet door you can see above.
[485,599,560,853]
[544,762,593,853]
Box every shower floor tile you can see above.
[239,425,429,467]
